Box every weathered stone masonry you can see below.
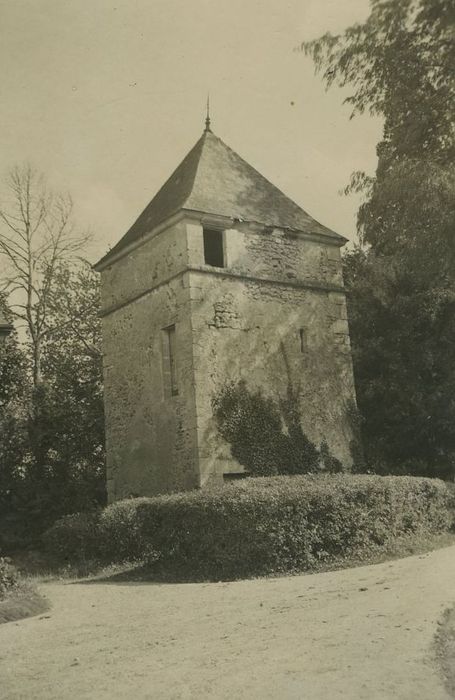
[95,128,357,502]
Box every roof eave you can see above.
[93,210,186,272]
[93,208,348,273]
[183,208,348,246]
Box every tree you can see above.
[302,0,455,477]
[0,165,104,547]
[0,164,90,385]
[0,299,31,549]
[0,297,29,409]
[302,0,454,165]
[27,261,105,520]
[41,262,105,508]
[0,263,105,549]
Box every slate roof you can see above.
[96,129,344,268]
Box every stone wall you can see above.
[100,222,199,502]
[188,278,355,485]
[100,219,188,313]
[184,220,355,484]
[99,215,357,501]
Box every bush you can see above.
[43,499,154,565]
[0,557,20,600]
[44,475,455,580]
[43,511,102,564]
[98,497,155,562]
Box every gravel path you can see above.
[2,545,455,699]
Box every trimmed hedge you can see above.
[43,498,158,565]
[43,510,102,564]
[44,475,455,580]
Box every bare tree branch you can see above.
[0,163,91,385]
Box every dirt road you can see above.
[1,545,455,699]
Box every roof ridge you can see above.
[178,130,210,210]
[151,131,206,211]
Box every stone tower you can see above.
[94,124,357,502]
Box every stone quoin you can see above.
[94,123,358,502]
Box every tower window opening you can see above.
[299,328,306,353]
[163,324,178,396]
[203,228,225,267]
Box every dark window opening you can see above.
[299,328,306,353]
[203,228,225,267]
[163,324,178,396]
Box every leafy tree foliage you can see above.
[42,263,105,493]
[0,299,28,409]
[0,264,105,550]
[0,165,103,549]
[0,305,30,542]
[303,0,454,162]
[303,0,455,477]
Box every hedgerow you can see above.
[44,474,455,580]
[42,510,102,564]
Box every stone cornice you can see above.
[99,265,346,318]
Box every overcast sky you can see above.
[1,0,382,262]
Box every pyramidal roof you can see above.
[96,128,344,268]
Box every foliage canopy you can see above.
[0,262,105,550]
[303,0,455,477]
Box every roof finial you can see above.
[205,93,211,132]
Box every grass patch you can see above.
[0,555,49,623]
[10,549,147,584]
[0,583,49,624]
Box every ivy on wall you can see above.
[212,380,343,476]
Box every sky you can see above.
[0,0,382,262]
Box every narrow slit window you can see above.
[163,325,178,396]
[203,228,224,267]
[299,328,306,353]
